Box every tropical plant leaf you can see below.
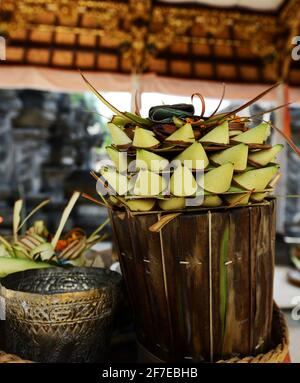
[91,170,127,209]
[220,224,229,339]
[81,109,111,120]
[226,190,253,209]
[249,102,292,119]
[149,104,194,123]
[271,123,300,157]
[30,243,55,262]
[58,238,86,260]
[11,243,30,260]
[86,233,109,247]
[0,244,10,258]
[124,112,152,127]
[91,172,112,207]
[195,83,280,127]
[80,70,126,117]
[88,218,109,240]
[0,257,52,278]
[111,115,131,126]
[13,199,23,243]
[0,236,13,253]
[80,71,150,126]
[18,199,50,231]
[192,112,228,127]
[81,192,107,207]
[51,191,81,248]
[220,82,282,119]
[18,233,45,252]
[269,173,282,188]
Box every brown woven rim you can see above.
[218,303,289,363]
[0,351,32,364]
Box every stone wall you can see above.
[0,90,21,192]
[286,108,300,237]
[0,89,107,235]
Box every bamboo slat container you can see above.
[109,200,276,362]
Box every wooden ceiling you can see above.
[1,0,300,85]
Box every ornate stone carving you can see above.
[0,0,298,78]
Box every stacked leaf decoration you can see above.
[0,193,108,277]
[80,73,289,213]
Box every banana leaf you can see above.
[149,104,195,123]
[80,71,150,127]
[124,112,152,127]
[0,244,10,258]
[51,191,81,248]
[12,243,30,260]
[30,243,55,261]
[0,236,13,254]
[17,199,50,231]
[13,200,23,242]
[88,218,109,240]
[220,225,229,339]
[220,82,281,120]
[0,256,52,278]
[172,116,185,127]
[110,115,131,127]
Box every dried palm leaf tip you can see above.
[79,73,300,213]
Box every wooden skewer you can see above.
[81,193,107,207]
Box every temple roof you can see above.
[161,0,285,11]
[0,0,300,85]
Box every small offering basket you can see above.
[0,267,122,363]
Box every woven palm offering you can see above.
[0,191,108,278]
[80,75,291,213]
[81,74,294,362]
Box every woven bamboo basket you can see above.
[110,201,276,362]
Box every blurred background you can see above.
[0,0,300,361]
